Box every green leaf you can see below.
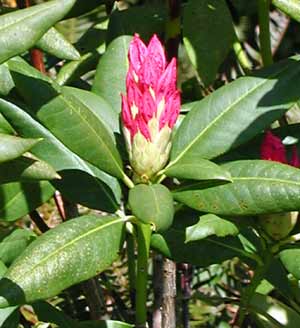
[62,86,119,135]
[64,0,105,19]
[0,264,17,328]
[56,52,100,86]
[0,262,7,278]
[79,321,134,328]
[0,113,14,135]
[8,57,125,180]
[170,56,300,168]
[249,293,300,328]
[0,134,40,163]
[0,215,125,307]
[150,209,255,266]
[265,258,294,300]
[33,301,134,328]
[186,214,239,242]
[162,155,232,182]
[0,0,76,64]
[33,301,77,328]
[129,184,174,232]
[0,229,36,265]
[183,0,234,86]
[0,156,60,184]
[0,63,14,96]
[279,248,300,279]
[174,160,300,216]
[0,307,19,328]
[0,182,54,222]
[36,27,80,60]
[272,0,300,22]
[92,36,132,113]
[0,98,121,212]
[107,4,166,44]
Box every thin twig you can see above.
[29,210,49,233]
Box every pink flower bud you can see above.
[260,130,300,167]
[260,131,287,164]
[121,34,180,181]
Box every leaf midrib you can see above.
[11,217,124,281]
[169,62,295,167]
[233,176,300,186]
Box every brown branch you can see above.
[162,259,177,328]
[152,254,163,328]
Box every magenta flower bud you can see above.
[121,34,180,181]
[259,131,299,239]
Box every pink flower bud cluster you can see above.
[121,34,180,141]
[260,131,300,167]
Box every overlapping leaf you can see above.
[174,160,300,215]
[0,98,121,212]
[0,0,76,64]
[8,57,125,180]
[0,215,125,307]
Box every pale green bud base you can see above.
[124,119,172,183]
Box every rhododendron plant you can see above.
[3,1,300,327]
[121,34,180,182]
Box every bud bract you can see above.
[121,34,180,182]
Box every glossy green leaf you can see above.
[56,52,100,86]
[280,248,300,279]
[0,0,76,64]
[265,258,294,300]
[0,134,40,163]
[0,307,18,328]
[56,23,106,85]
[8,57,124,180]
[162,155,232,182]
[33,301,78,328]
[150,209,256,266]
[0,262,6,277]
[79,321,134,328]
[0,114,14,135]
[0,63,14,96]
[0,215,125,307]
[129,184,174,232]
[0,156,60,184]
[0,229,36,265]
[62,87,119,134]
[174,160,300,216]
[92,36,132,113]
[249,293,300,327]
[272,0,300,22]
[183,0,234,85]
[33,301,134,328]
[107,4,166,44]
[186,214,239,242]
[64,0,105,19]
[0,182,54,222]
[0,98,120,212]
[170,56,300,168]
[36,27,80,60]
